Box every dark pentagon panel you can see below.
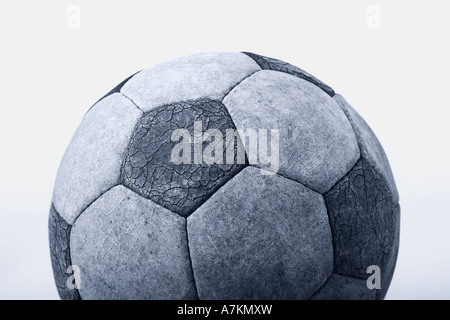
[323,158,399,286]
[121,100,247,217]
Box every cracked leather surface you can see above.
[70,185,197,300]
[377,203,400,299]
[324,158,396,279]
[50,51,399,300]
[121,100,246,217]
[243,52,335,96]
[48,205,81,300]
[187,166,333,299]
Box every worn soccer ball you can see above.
[49,52,400,300]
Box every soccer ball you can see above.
[49,52,400,300]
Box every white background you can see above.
[0,1,449,299]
